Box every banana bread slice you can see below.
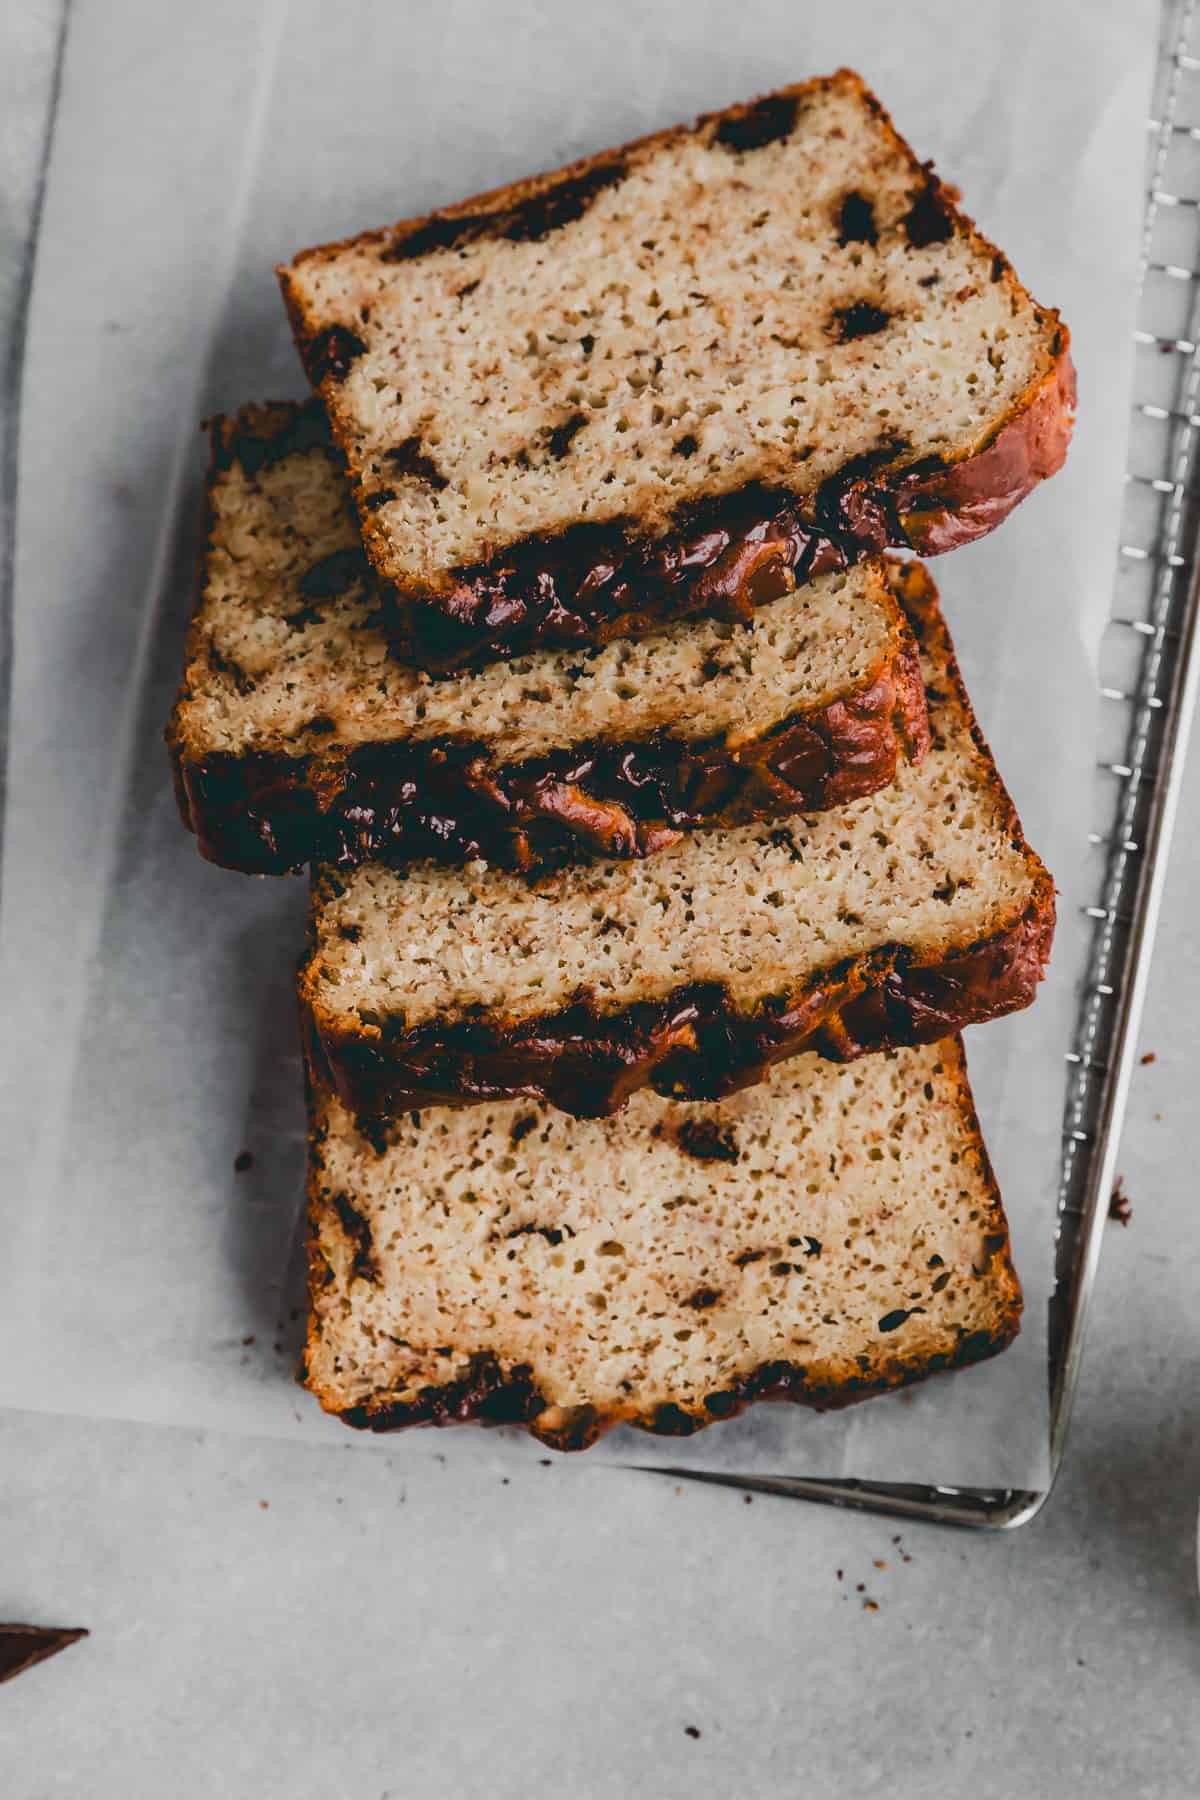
[303,1038,1022,1451]
[301,563,1055,1119]
[280,69,1073,670]
[167,401,928,875]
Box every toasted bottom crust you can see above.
[313,1326,1019,1452]
[304,892,1055,1120]
[170,643,927,875]
[369,351,1073,671]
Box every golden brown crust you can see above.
[300,1038,1023,1450]
[279,69,1073,669]
[300,560,1055,1120]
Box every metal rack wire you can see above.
[659,0,1200,1527]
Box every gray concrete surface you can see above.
[0,883,1196,1798]
[1,4,1196,1795]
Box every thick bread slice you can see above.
[300,563,1055,1119]
[303,1038,1022,1451]
[280,69,1073,669]
[168,401,927,875]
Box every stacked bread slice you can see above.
[169,69,1072,1453]
[306,1042,1021,1449]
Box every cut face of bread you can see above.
[280,69,1073,667]
[303,1038,1022,1451]
[168,402,928,874]
[301,563,1055,1119]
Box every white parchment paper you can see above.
[0,0,1156,1486]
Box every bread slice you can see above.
[301,563,1055,1119]
[279,69,1073,669]
[168,401,928,875]
[303,1037,1022,1451]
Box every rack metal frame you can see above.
[656,0,1200,1528]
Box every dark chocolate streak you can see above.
[172,650,928,877]
[388,352,1075,672]
[306,894,1056,1122]
[327,1321,1017,1453]
[380,158,630,262]
[395,487,852,673]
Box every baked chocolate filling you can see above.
[304,889,1055,1122]
[206,345,1072,681]
[171,650,927,877]
[391,486,854,673]
[383,352,1074,672]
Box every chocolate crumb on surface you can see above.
[1108,1177,1133,1227]
[0,1625,88,1686]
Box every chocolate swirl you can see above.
[171,648,927,877]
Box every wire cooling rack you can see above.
[661,0,1200,1528]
